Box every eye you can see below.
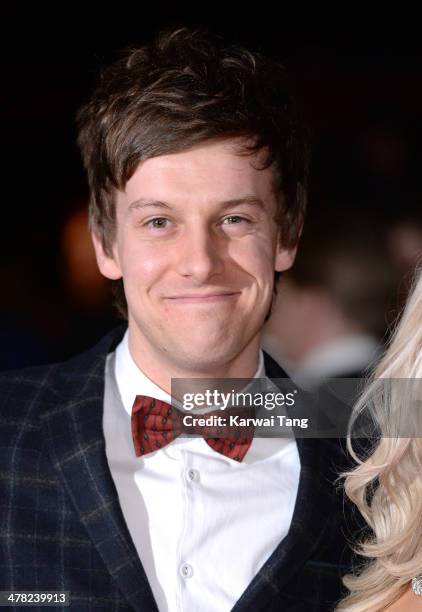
[222,215,249,225]
[145,217,170,229]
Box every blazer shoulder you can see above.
[0,325,127,419]
[0,363,63,430]
[0,364,62,478]
[0,362,60,396]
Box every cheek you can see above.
[229,238,276,285]
[118,240,169,291]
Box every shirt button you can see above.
[180,563,193,579]
[187,468,200,483]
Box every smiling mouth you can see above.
[165,292,240,303]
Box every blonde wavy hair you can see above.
[336,270,422,611]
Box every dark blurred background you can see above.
[1,6,422,370]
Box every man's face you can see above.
[93,138,296,372]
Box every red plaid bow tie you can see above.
[131,395,254,462]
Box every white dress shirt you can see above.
[103,331,300,612]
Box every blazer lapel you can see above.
[41,327,159,612]
[231,352,340,611]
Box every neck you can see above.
[127,328,262,395]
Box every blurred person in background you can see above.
[336,270,422,611]
[263,213,397,382]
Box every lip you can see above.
[164,292,240,303]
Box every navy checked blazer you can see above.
[0,326,360,611]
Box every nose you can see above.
[176,225,224,283]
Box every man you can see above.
[0,28,356,611]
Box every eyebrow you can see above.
[128,196,266,211]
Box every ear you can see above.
[275,243,298,272]
[91,231,122,280]
[274,222,302,272]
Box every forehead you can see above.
[118,138,275,206]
